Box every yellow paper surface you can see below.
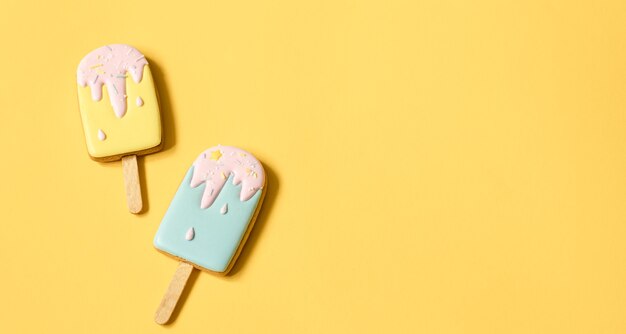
[1,1,626,333]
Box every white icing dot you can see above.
[185,227,195,241]
[136,96,144,107]
[97,129,106,141]
[220,203,228,215]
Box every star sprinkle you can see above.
[210,150,223,161]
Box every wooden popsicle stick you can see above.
[155,262,195,325]
[122,155,142,214]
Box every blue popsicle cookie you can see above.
[154,145,266,274]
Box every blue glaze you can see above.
[154,167,262,273]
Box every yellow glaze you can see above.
[77,65,161,159]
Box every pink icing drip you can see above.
[77,44,148,118]
[190,146,265,209]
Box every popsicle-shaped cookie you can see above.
[76,44,162,213]
[153,145,266,324]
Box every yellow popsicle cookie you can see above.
[76,44,163,213]
[76,44,162,162]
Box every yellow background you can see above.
[1,0,626,333]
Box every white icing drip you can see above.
[185,227,195,241]
[136,96,144,107]
[97,129,106,141]
[220,203,228,215]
